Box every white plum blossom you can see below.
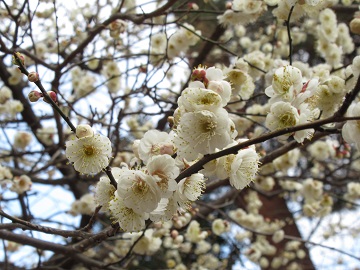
[342,102,360,151]
[265,100,315,143]
[116,169,161,214]
[308,140,336,161]
[302,178,323,203]
[109,192,148,232]
[149,197,177,222]
[212,218,230,236]
[146,154,179,197]
[95,176,116,212]
[138,130,175,164]
[218,0,266,26]
[293,103,316,143]
[178,173,205,202]
[0,165,12,181]
[273,149,300,172]
[189,66,232,106]
[265,65,303,104]
[230,148,260,190]
[291,77,319,109]
[167,23,201,59]
[10,175,32,194]
[266,101,299,133]
[130,229,162,255]
[345,182,360,200]
[177,87,223,112]
[69,193,96,216]
[65,133,112,175]
[0,86,12,104]
[174,109,234,160]
[225,68,255,100]
[272,230,285,243]
[185,220,208,243]
[13,131,32,149]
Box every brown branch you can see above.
[0,209,91,238]
[175,115,359,182]
[334,73,360,117]
[57,0,179,71]
[0,230,123,270]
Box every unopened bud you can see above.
[28,72,39,82]
[191,65,208,86]
[226,1,232,9]
[28,90,42,102]
[350,18,360,35]
[44,91,57,104]
[12,52,25,66]
[76,124,94,138]
[188,2,199,10]
[170,230,179,239]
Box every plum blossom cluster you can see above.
[102,136,207,232]
[173,66,260,188]
[0,86,24,119]
[149,23,201,65]
[265,65,320,143]
[272,0,330,22]
[64,66,262,232]
[0,165,32,195]
[315,8,354,68]
[173,66,236,160]
[217,0,267,26]
[94,219,225,269]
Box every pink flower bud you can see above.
[188,2,199,10]
[28,72,39,82]
[226,1,232,9]
[191,66,209,86]
[28,90,42,102]
[170,230,179,239]
[43,91,57,104]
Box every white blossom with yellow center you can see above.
[146,154,179,198]
[174,109,234,161]
[109,192,148,232]
[65,133,112,175]
[138,129,175,164]
[116,169,161,214]
[266,101,299,137]
[177,173,205,202]
[178,87,223,112]
[265,65,303,104]
[230,148,260,190]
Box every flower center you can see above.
[279,112,296,128]
[199,117,217,135]
[133,178,149,196]
[151,144,160,155]
[83,145,96,156]
[198,92,219,105]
